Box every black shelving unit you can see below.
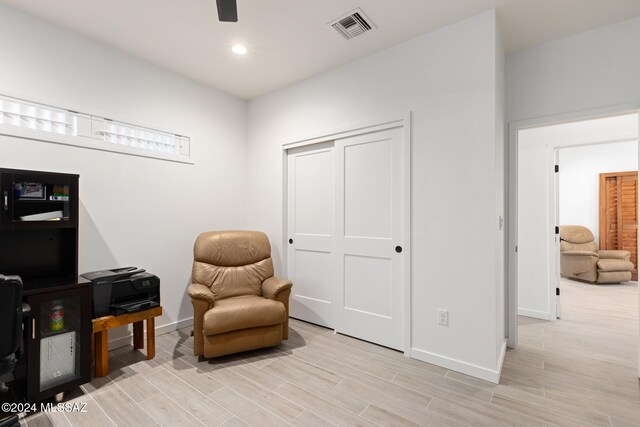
[0,168,90,402]
[21,281,91,402]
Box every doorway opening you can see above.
[507,110,640,383]
[555,139,638,347]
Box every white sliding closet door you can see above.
[335,127,405,350]
[287,143,335,328]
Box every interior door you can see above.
[335,127,404,350]
[599,171,638,280]
[287,143,335,328]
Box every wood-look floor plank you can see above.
[227,363,287,390]
[305,333,375,364]
[261,359,369,414]
[426,398,515,427]
[428,394,546,427]
[209,387,288,427]
[291,410,335,427]
[106,365,161,403]
[141,393,203,427]
[144,368,232,426]
[317,358,430,407]
[392,372,493,402]
[360,404,422,427]
[62,395,116,427]
[110,346,162,376]
[91,384,159,427]
[79,377,112,395]
[544,385,640,424]
[275,383,372,426]
[368,352,448,377]
[322,350,397,381]
[502,362,600,392]
[24,413,55,427]
[204,367,304,422]
[153,355,225,396]
[275,340,325,364]
[334,377,431,426]
[219,418,249,427]
[491,389,611,427]
[265,353,344,386]
[36,411,70,427]
[609,414,640,427]
[446,369,546,397]
[332,331,406,359]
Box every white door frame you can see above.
[549,147,561,320]
[507,104,640,351]
[282,113,412,354]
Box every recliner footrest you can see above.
[203,295,286,336]
[596,259,634,272]
[597,271,632,284]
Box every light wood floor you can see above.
[22,279,639,426]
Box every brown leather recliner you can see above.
[188,230,292,358]
[560,225,634,284]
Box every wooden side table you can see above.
[92,306,162,377]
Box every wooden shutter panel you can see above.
[620,175,637,279]
[599,171,638,280]
[602,176,618,249]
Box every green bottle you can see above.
[49,301,64,332]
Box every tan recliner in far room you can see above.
[187,230,292,358]
[560,225,634,284]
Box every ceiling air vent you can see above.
[329,8,375,40]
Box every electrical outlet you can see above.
[438,309,449,326]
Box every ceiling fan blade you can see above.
[216,0,238,22]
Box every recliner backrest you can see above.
[192,230,274,300]
[559,225,598,253]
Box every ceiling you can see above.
[3,0,640,99]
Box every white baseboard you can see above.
[410,345,504,384]
[108,317,194,350]
[156,317,194,336]
[517,308,550,320]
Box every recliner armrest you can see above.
[262,276,292,300]
[598,250,630,261]
[187,283,215,308]
[262,276,292,340]
[561,250,599,258]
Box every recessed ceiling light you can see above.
[232,44,247,55]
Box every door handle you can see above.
[395,246,403,253]
[289,238,293,244]
[32,319,36,339]
[3,191,7,211]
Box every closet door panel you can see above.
[287,144,335,327]
[335,127,405,350]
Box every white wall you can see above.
[507,15,640,123]
[246,11,506,382]
[559,141,638,244]
[0,5,248,345]
[517,115,638,319]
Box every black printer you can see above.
[81,267,160,318]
